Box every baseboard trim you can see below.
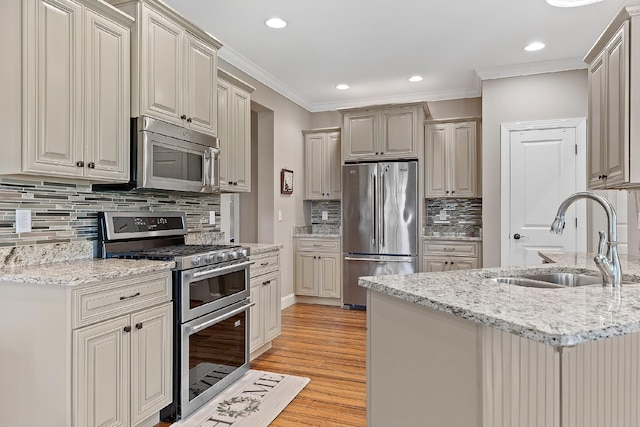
[295,295,342,306]
[281,293,296,309]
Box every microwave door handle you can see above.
[210,147,219,189]
[189,301,255,334]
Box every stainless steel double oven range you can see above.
[98,211,252,421]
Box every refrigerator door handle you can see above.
[380,172,385,249]
[344,257,414,263]
[371,173,376,246]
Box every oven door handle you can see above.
[190,260,253,279]
[188,301,255,334]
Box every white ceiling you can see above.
[164,0,627,112]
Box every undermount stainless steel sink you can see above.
[489,272,627,289]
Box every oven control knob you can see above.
[192,256,201,266]
[230,250,238,260]
[218,252,228,262]
[239,248,247,258]
[205,254,216,264]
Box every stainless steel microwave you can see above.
[93,116,220,194]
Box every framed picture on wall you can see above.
[281,169,293,194]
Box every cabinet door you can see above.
[447,258,478,271]
[380,107,418,159]
[74,315,130,427]
[343,111,378,160]
[604,22,629,187]
[231,86,252,192]
[184,34,217,135]
[304,133,325,199]
[425,124,449,197]
[424,257,448,272]
[318,252,341,298]
[140,5,183,125]
[130,303,173,426]
[325,132,342,199]
[23,0,84,177]
[84,10,130,181]
[450,122,477,197]
[217,79,232,189]
[588,50,606,189]
[295,252,318,296]
[264,274,281,342]
[249,277,264,351]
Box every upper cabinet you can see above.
[1,0,133,182]
[109,0,222,136]
[585,4,640,189]
[217,69,255,193]
[303,128,341,200]
[425,120,479,198]
[341,103,428,162]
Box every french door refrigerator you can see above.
[342,161,418,308]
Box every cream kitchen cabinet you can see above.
[585,4,640,189]
[341,103,428,162]
[303,128,341,200]
[109,0,222,136]
[1,0,133,181]
[425,121,479,198]
[0,268,173,427]
[217,70,255,192]
[249,247,281,359]
[294,237,341,299]
[422,240,481,272]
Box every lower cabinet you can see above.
[422,240,482,272]
[73,302,172,427]
[0,269,173,427]
[294,237,341,299]
[249,247,281,359]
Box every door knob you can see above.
[513,233,527,240]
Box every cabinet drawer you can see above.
[296,238,340,252]
[423,241,479,257]
[250,252,280,278]
[72,271,172,328]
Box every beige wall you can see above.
[219,59,312,300]
[481,70,588,267]
[426,97,482,120]
[310,111,341,128]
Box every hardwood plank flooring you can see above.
[156,303,367,427]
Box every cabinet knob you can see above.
[263,280,271,286]
[602,174,608,179]
[376,152,379,155]
[87,162,95,169]
[123,326,131,333]
[451,191,455,194]
[135,323,143,330]
[450,261,455,265]
[76,161,84,167]
[181,114,187,120]
[187,117,192,123]
[445,190,450,194]
[445,261,448,265]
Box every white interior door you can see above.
[503,122,586,266]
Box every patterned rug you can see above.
[173,370,310,427]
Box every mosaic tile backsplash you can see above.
[425,198,482,236]
[311,200,341,225]
[0,177,221,248]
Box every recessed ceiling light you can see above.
[336,84,350,90]
[524,42,546,52]
[546,0,602,7]
[408,75,423,83]
[265,17,287,29]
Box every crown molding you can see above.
[475,57,587,81]
[218,46,313,111]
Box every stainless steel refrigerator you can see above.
[342,161,418,308]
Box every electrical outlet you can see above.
[322,211,328,220]
[439,210,447,221]
[209,211,216,225]
[15,209,31,233]
[278,210,283,222]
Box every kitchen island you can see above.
[360,252,640,427]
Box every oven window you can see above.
[188,310,246,401]
[189,268,246,310]
[152,145,203,182]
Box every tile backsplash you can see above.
[425,198,482,236]
[0,177,221,248]
[310,200,341,225]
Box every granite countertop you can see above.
[239,243,284,255]
[359,251,640,347]
[0,258,175,287]
[292,233,341,239]
[423,235,482,242]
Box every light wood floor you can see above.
[157,303,367,427]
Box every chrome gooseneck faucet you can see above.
[550,191,621,288]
